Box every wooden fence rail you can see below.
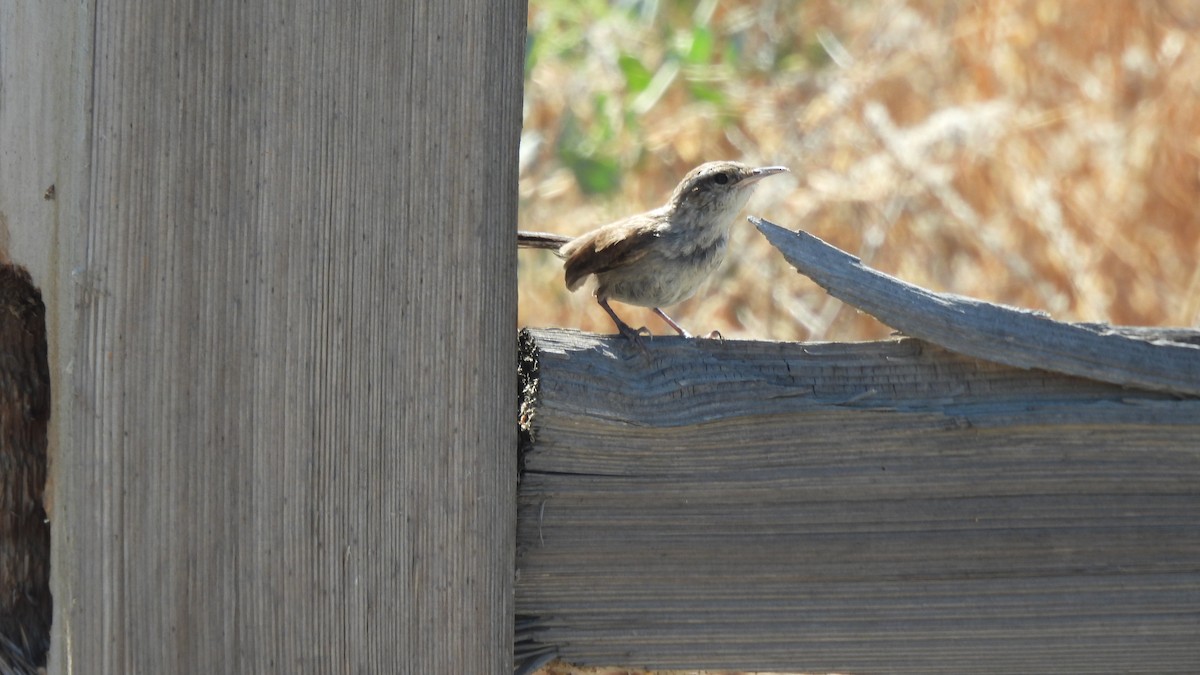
[515,222,1200,673]
[516,328,1200,673]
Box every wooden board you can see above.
[753,217,1200,396]
[517,328,1200,673]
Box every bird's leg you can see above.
[598,298,651,342]
[652,308,693,338]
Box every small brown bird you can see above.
[519,160,789,340]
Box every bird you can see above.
[519,160,789,341]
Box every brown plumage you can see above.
[519,160,789,340]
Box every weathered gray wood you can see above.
[753,217,1200,396]
[517,328,1200,673]
[1,2,522,672]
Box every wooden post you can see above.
[1,2,524,672]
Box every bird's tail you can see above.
[517,231,572,251]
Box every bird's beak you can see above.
[742,165,790,186]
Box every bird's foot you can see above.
[620,328,655,359]
[613,321,650,340]
[600,298,650,347]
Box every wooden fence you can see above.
[514,224,1200,674]
[2,1,1198,671]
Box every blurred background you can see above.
[518,0,1200,345]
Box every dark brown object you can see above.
[519,161,788,339]
[0,264,50,673]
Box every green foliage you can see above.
[681,25,714,64]
[555,109,622,195]
[529,0,806,194]
[561,153,623,195]
[618,54,654,93]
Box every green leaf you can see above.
[618,53,654,93]
[686,26,714,64]
[687,80,727,106]
[563,154,622,195]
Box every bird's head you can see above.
[667,161,789,226]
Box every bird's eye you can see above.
[713,173,730,185]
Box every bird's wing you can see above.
[561,214,662,291]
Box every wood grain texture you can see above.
[2,2,523,672]
[753,217,1200,396]
[517,328,1200,673]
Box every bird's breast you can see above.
[596,234,728,308]
[660,237,727,304]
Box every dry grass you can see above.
[519,0,1200,344]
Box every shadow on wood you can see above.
[0,264,50,673]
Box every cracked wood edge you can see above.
[752,216,1200,396]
